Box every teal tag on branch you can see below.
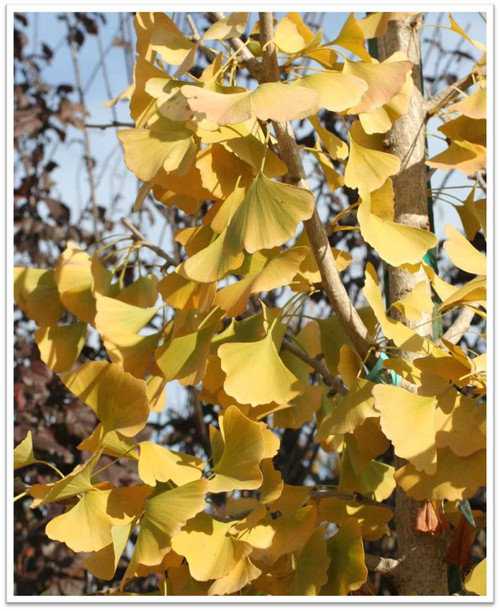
[366,352,402,385]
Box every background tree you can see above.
[13,11,487,597]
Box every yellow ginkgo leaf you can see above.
[209,406,279,493]
[448,13,485,51]
[118,126,196,182]
[321,519,367,595]
[137,441,205,487]
[182,82,320,125]
[345,122,401,197]
[435,392,486,457]
[426,140,486,175]
[195,143,253,200]
[254,505,318,566]
[208,556,261,596]
[352,417,390,463]
[259,458,284,505]
[274,12,322,54]
[315,379,377,440]
[14,431,37,470]
[448,86,486,120]
[77,424,139,460]
[215,247,308,318]
[358,195,437,267]
[149,12,196,68]
[438,276,486,312]
[359,65,413,134]
[218,331,301,407]
[363,263,433,354]
[294,72,368,113]
[224,172,315,255]
[171,512,252,581]
[14,268,64,326]
[34,323,87,373]
[103,331,161,380]
[443,224,486,276]
[455,187,483,241]
[373,385,437,475]
[167,565,209,595]
[95,293,159,343]
[155,322,215,386]
[201,12,248,41]
[317,497,393,541]
[332,13,372,61]
[117,274,158,309]
[158,272,215,312]
[464,558,487,596]
[179,228,245,283]
[273,384,323,429]
[337,344,363,389]
[357,12,418,39]
[82,523,133,581]
[267,484,312,516]
[391,281,435,322]
[340,435,396,502]
[60,361,150,437]
[395,446,486,501]
[308,115,349,159]
[344,55,413,114]
[125,479,208,576]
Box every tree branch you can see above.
[257,12,376,363]
[85,121,135,130]
[442,307,475,345]
[282,337,347,395]
[120,218,177,267]
[424,67,484,116]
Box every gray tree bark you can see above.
[377,15,449,595]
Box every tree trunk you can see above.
[377,15,449,595]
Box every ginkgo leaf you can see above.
[224,172,315,254]
[195,143,253,200]
[358,194,437,267]
[315,379,377,440]
[464,558,487,596]
[125,479,208,575]
[82,523,133,581]
[332,13,372,61]
[274,12,322,54]
[77,424,139,460]
[95,293,159,342]
[182,82,320,125]
[103,331,162,380]
[14,268,64,326]
[344,55,413,114]
[344,122,401,197]
[137,441,205,487]
[391,281,434,321]
[259,458,284,505]
[254,505,318,566]
[434,391,486,457]
[149,12,196,66]
[158,272,215,312]
[426,140,486,175]
[215,247,308,318]
[14,431,37,470]
[208,556,261,596]
[60,361,150,437]
[273,384,323,429]
[118,126,196,182]
[294,72,368,113]
[209,406,279,493]
[267,484,312,516]
[448,13,485,51]
[395,446,486,501]
[357,12,418,39]
[317,497,393,541]
[448,86,486,120]
[340,435,396,502]
[167,565,209,595]
[321,519,367,595]
[443,224,486,276]
[117,274,158,308]
[218,331,301,407]
[337,344,363,389]
[455,188,484,241]
[201,12,248,41]
[438,276,486,312]
[308,115,349,159]
[171,512,252,581]
[155,322,215,386]
[373,385,437,475]
[34,323,87,373]
[179,228,245,283]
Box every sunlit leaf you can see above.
[448,13,485,51]
[332,13,371,61]
[208,556,261,596]
[34,323,87,373]
[374,385,437,475]
[434,391,486,457]
[317,497,393,541]
[448,86,486,120]
[443,224,486,276]
[14,431,37,470]
[321,519,367,595]
[294,72,368,113]
[182,82,320,125]
[82,524,133,581]
[201,12,248,41]
[60,361,150,437]
[273,384,323,429]
[464,558,487,596]
[14,268,64,326]
[137,441,205,486]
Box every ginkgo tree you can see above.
[13,11,487,597]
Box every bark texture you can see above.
[377,15,449,595]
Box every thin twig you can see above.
[425,67,485,115]
[63,13,101,242]
[120,217,177,267]
[85,121,135,130]
[282,337,347,396]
